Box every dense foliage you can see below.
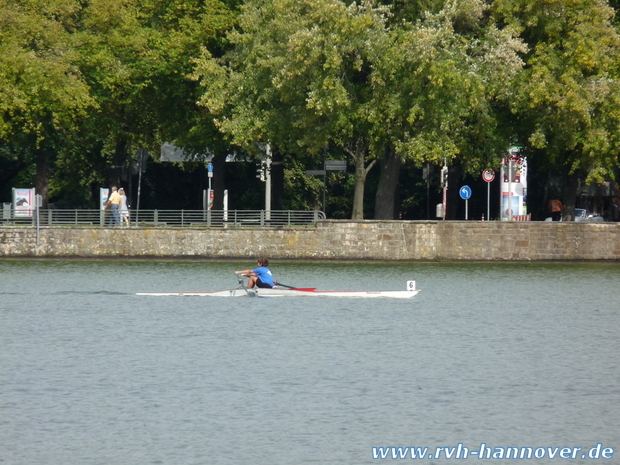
[1,0,619,220]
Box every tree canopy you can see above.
[194,0,527,218]
[492,0,620,218]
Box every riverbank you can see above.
[1,220,619,260]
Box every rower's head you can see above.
[257,257,269,267]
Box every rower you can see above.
[235,257,275,288]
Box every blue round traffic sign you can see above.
[459,185,472,200]
[207,163,214,172]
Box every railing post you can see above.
[260,210,265,226]
[35,205,39,245]
[154,210,158,224]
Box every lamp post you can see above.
[265,145,271,221]
[441,161,448,220]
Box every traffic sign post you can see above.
[207,162,213,206]
[459,185,472,220]
[206,162,214,224]
[482,170,495,221]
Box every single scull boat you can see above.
[137,276,420,299]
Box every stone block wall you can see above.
[1,220,619,260]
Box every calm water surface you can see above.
[1,259,619,465]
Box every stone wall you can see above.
[1,220,619,260]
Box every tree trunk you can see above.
[352,160,366,220]
[561,168,580,221]
[111,139,126,189]
[525,153,552,221]
[373,150,401,220]
[212,152,226,210]
[346,138,376,220]
[35,148,50,208]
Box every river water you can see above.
[1,259,619,465]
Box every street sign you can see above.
[325,160,347,171]
[482,170,495,183]
[460,185,472,220]
[207,163,213,172]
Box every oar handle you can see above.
[235,273,256,297]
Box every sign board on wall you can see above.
[12,188,35,217]
[100,188,110,210]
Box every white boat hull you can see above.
[137,288,420,299]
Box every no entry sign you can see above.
[482,169,495,182]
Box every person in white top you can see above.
[119,188,130,227]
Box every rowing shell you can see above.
[137,281,420,299]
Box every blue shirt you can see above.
[252,266,274,287]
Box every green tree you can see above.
[141,0,238,210]
[193,0,390,218]
[368,0,526,219]
[75,0,236,204]
[194,0,527,219]
[493,0,620,220]
[1,0,238,208]
[0,0,95,206]
[0,0,237,208]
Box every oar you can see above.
[274,281,297,289]
[275,281,316,291]
[235,273,256,297]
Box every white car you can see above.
[545,208,604,222]
[574,208,604,222]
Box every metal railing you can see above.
[0,209,326,228]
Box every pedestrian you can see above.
[548,199,562,222]
[235,257,275,288]
[119,188,130,227]
[105,186,121,227]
